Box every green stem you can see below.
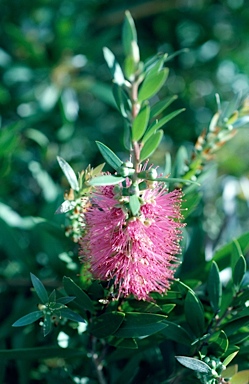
[130,79,141,177]
[91,336,107,384]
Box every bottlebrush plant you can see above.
[12,11,249,384]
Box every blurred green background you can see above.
[0,0,249,383]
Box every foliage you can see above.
[0,1,249,383]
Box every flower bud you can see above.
[128,184,139,196]
[117,164,135,177]
[147,168,158,180]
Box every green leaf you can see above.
[173,146,189,178]
[176,356,212,374]
[12,311,43,327]
[90,312,125,338]
[232,240,243,269]
[144,53,165,72]
[48,289,56,303]
[0,347,84,360]
[229,331,249,345]
[59,308,86,323]
[164,48,189,62]
[124,55,137,80]
[230,370,249,384]
[223,316,249,337]
[30,273,49,304]
[122,10,137,57]
[184,290,205,337]
[233,256,246,289]
[209,330,228,356]
[143,108,185,143]
[132,103,150,141]
[92,163,106,176]
[211,232,249,272]
[103,47,125,85]
[43,314,52,337]
[146,56,165,76]
[129,195,140,216]
[114,313,168,338]
[89,175,125,186]
[109,337,138,349]
[207,261,222,313]
[161,304,176,314]
[222,364,238,379]
[56,296,76,305]
[96,141,123,171]
[148,177,199,186]
[140,129,163,161]
[55,200,76,214]
[150,95,178,118]
[223,351,239,367]
[160,321,193,346]
[63,277,94,314]
[138,68,169,102]
[57,156,79,191]
[233,288,249,308]
[128,300,162,313]
[164,152,172,176]
[216,330,229,355]
[113,83,131,118]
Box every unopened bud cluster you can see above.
[197,356,227,384]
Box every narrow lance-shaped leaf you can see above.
[140,129,163,162]
[112,83,131,118]
[138,68,169,102]
[223,316,249,336]
[184,290,205,337]
[231,239,243,270]
[147,56,165,76]
[56,296,76,305]
[96,141,123,171]
[57,156,79,191]
[207,261,222,313]
[91,163,105,177]
[89,175,125,186]
[122,10,137,57]
[164,152,172,176]
[212,232,249,272]
[48,289,56,303]
[233,255,246,290]
[230,370,249,384]
[129,195,140,216]
[55,200,76,214]
[103,47,125,85]
[215,330,229,355]
[176,356,212,374]
[12,311,43,327]
[63,277,94,313]
[223,351,239,367]
[30,273,49,304]
[90,312,125,338]
[43,314,52,337]
[59,308,86,323]
[173,146,189,178]
[143,108,185,144]
[209,330,228,356]
[132,103,150,142]
[114,313,168,338]
[150,95,178,118]
[143,177,200,186]
[160,321,193,346]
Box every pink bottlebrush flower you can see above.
[80,183,184,301]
